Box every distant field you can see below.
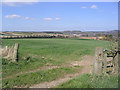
[2,38,109,88]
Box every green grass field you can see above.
[2,38,110,88]
[57,74,118,88]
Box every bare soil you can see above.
[30,55,94,88]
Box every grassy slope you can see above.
[2,38,109,87]
[2,66,82,88]
[57,74,118,88]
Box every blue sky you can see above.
[2,2,118,31]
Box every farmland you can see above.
[2,38,114,88]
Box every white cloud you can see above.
[5,14,32,20]
[3,0,39,2]
[91,5,97,9]
[5,14,21,19]
[81,6,87,9]
[44,18,53,21]
[44,18,61,21]
[55,18,60,20]
[24,17,30,20]
[3,0,39,6]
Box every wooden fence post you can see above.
[12,43,19,62]
[94,47,103,75]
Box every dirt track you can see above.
[30,55,94,88]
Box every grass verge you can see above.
[2,66,82,88]
[57,74,118,88]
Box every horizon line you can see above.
[1,30,118,32]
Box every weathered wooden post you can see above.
[12,43,19,62]
[94,47,103,75]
